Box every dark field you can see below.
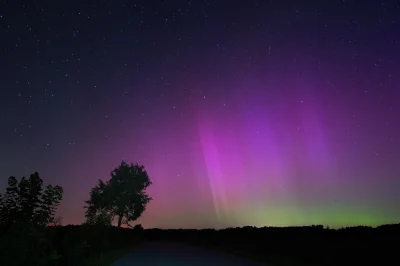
[1,223,398,265]
[142,224,399,266]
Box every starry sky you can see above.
[0,0,399,229]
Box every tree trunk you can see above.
[117,215,123,228]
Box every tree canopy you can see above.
[85,161,153,227]
[0,172,63,227]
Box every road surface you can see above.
[112,241,268,266]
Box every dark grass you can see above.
[78,248,130,266]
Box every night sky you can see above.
[1,0,399,229]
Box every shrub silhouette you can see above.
[133,224,144,231]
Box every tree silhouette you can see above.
[0,172,63,227]
[85,209,112,227]
[1,176,20,224]
[85,161,152,227]
[85,179,109,225]
[0,173,63,266]
[38,184,63,225]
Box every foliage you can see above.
[0,172,63,227]
[85,161,153,227]
[0,172,63,266]
[85,210,112,227]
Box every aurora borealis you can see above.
[0,1,399,229]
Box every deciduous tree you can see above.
[85,161,152,227]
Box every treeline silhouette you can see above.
[143,224,399,265]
